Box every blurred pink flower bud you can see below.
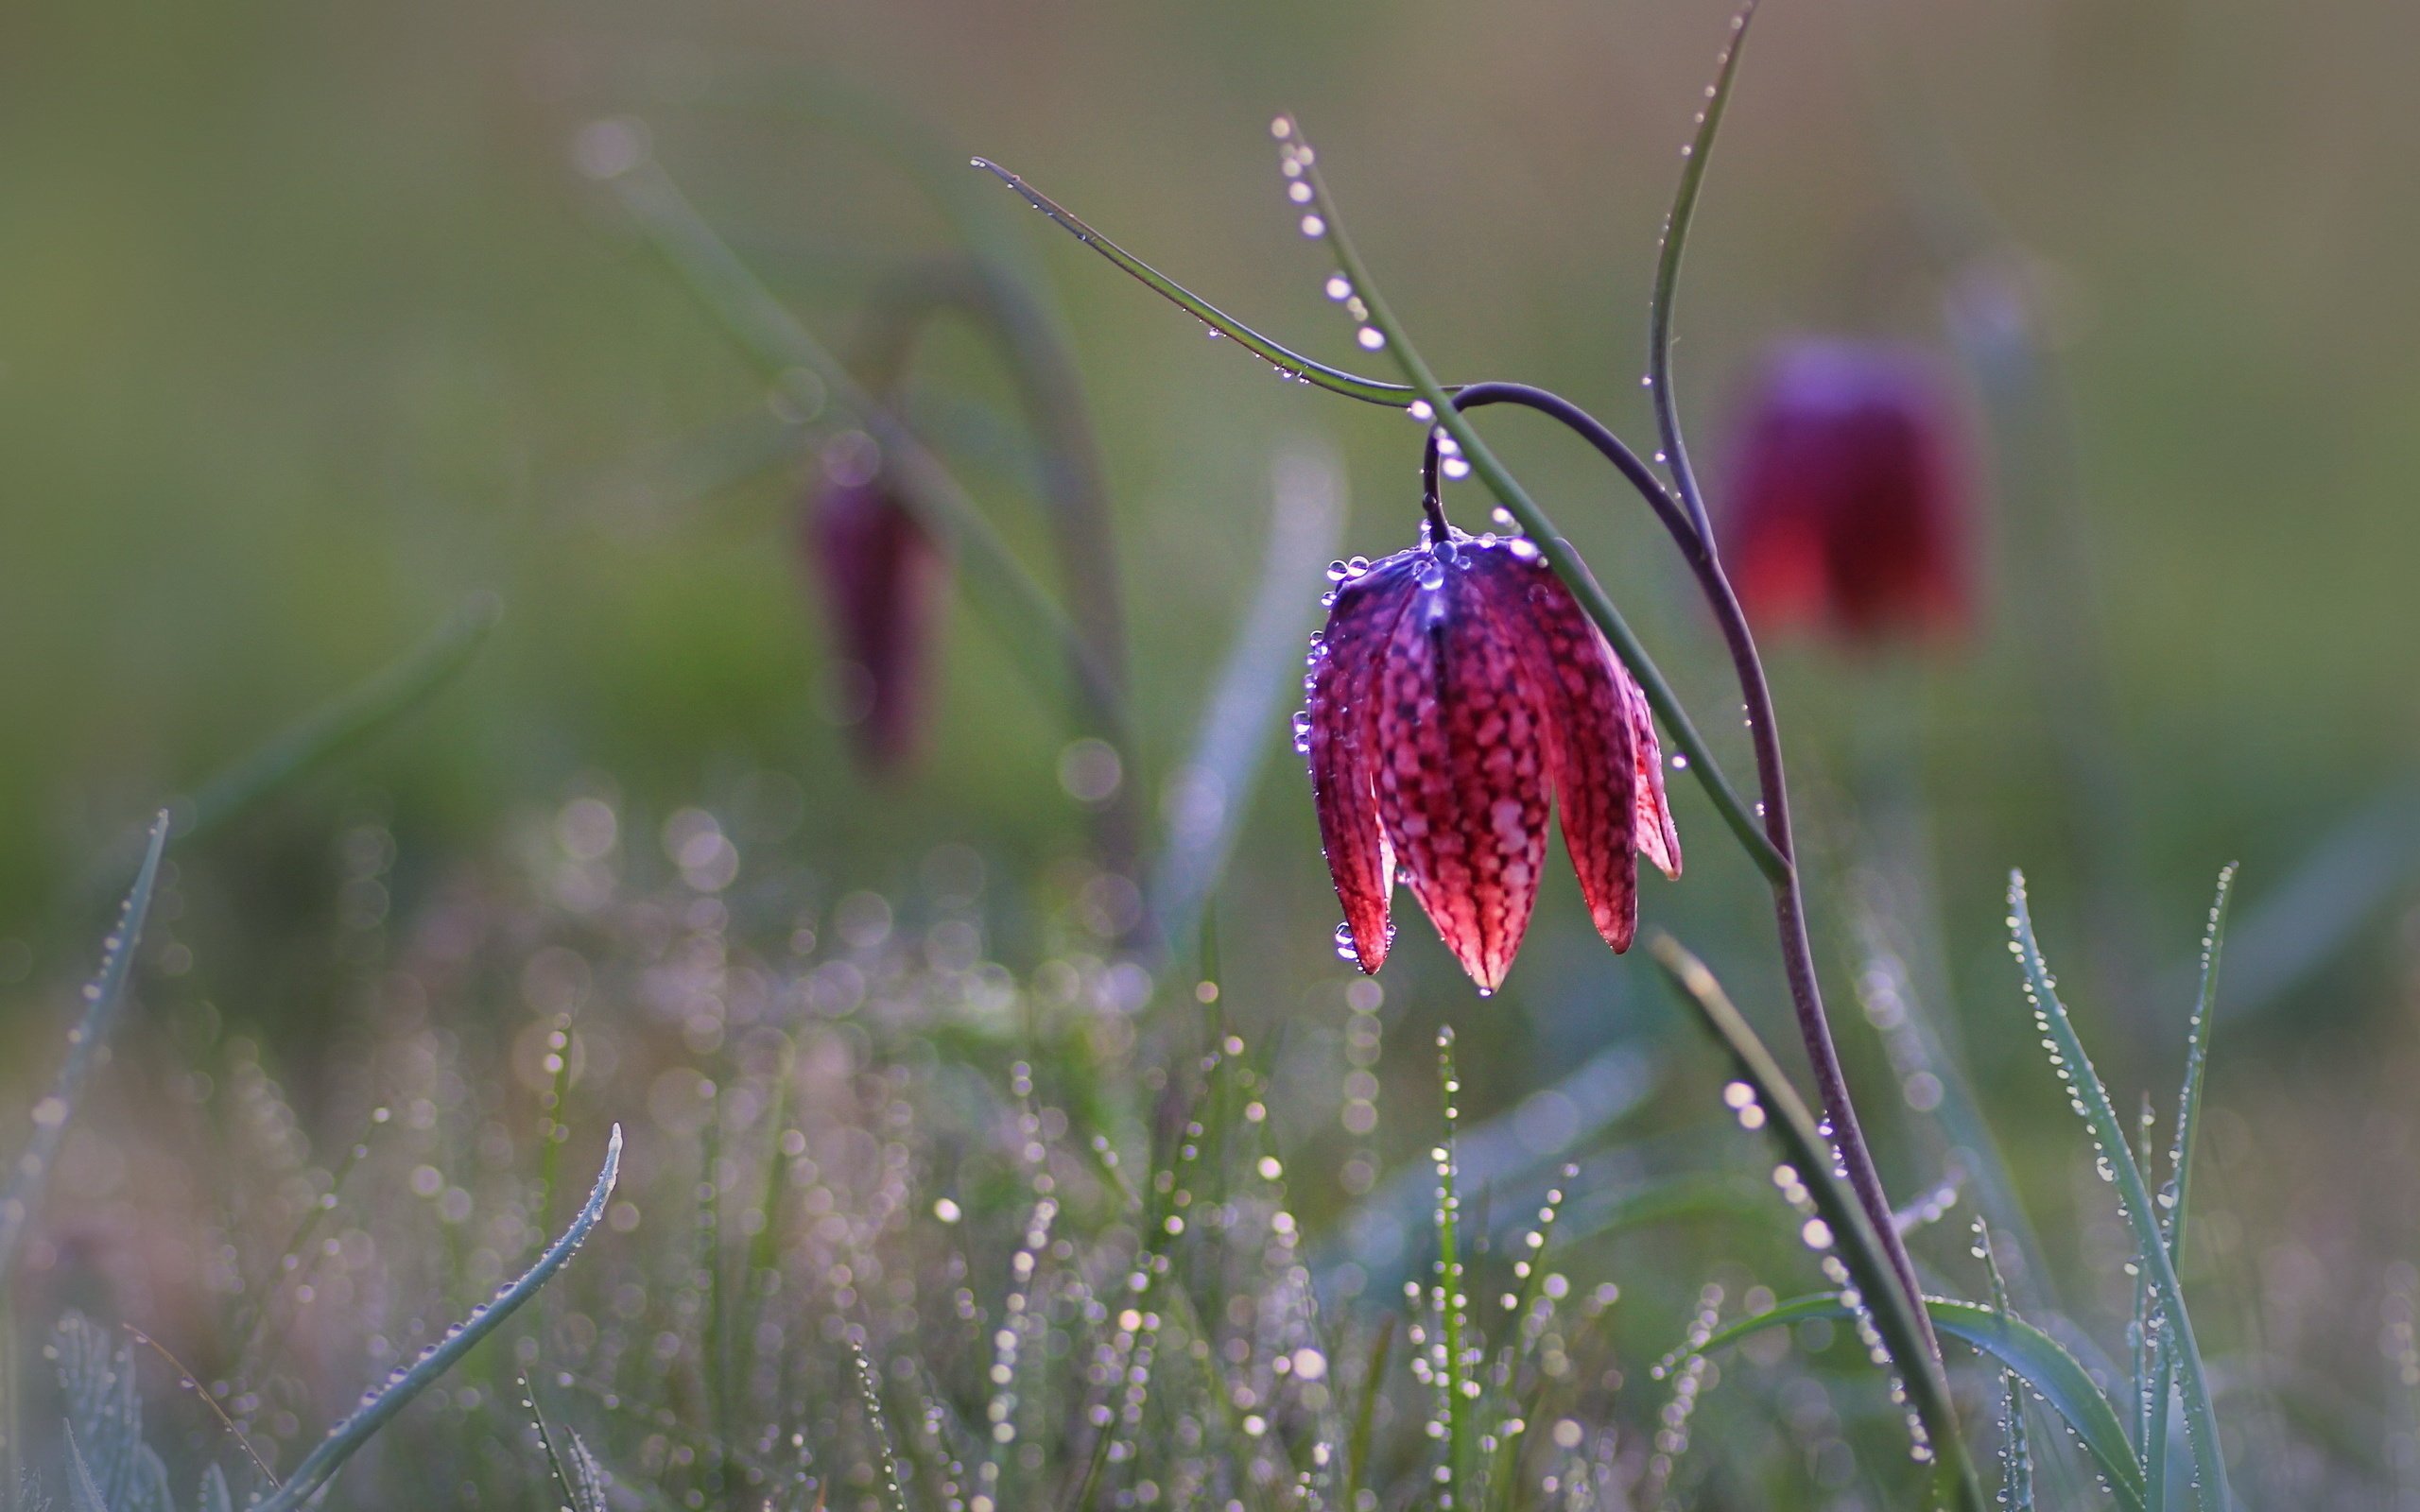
[1720,339,1975,643]
[805,466,945,771]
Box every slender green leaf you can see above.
[0,813,170,1292]
[1651,936,1984,1512]
[2008,873,2228,1512]
[1647,0,1760,541]
[970,158,1419,406]
[255,1125,623,1512]
[1695,1293,2143,1512]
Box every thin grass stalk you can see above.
[1435,1029,1476,1503]
[972,160,1420,406]
[1345,1317,1393,1512]
[1978,1218,2037,1510]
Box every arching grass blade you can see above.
[0,811,170,1293]
[254,1125,623,1512]
[181,593,500,843]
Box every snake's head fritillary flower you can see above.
[805,466,946,771]
[1300,532,1682,994]
[1721,339,1973,643]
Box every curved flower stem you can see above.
[1648,0,1761,544]
[1418,381,1935,1359]
[856,262,1141,872]
[605,155,1139,815]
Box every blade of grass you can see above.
[1694,1293,2142,1512]
[1147,440,1346,955]
[0,811,170,1292]
[526,1374,610,1512]
[1435,1029,1476,1501]
[1651,936,1983,1512]
[1977,1220,2037,1511]
[2008,872,2228,1512]
[852,1341,908,1512]
[1646,0,1759,542]
[255,1125,622,1512]
[181,593,500,843]
[1345,1316,1394,1512]
[2146,863,2237,1512]
[597,150,1128,748]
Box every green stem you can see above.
[854,262,1143,871]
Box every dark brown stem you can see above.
[1421,382,1936,1359]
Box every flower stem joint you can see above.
[1302,527,1681,995]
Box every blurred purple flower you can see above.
[805,465,945,771]
[1303,533,1681,994]
[1721,339,1975,643]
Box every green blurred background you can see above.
[6,0,2419,1267]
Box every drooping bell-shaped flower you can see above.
[804,463,946,771]
[1720,339,1973,642]
[1301,533,1682,994]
